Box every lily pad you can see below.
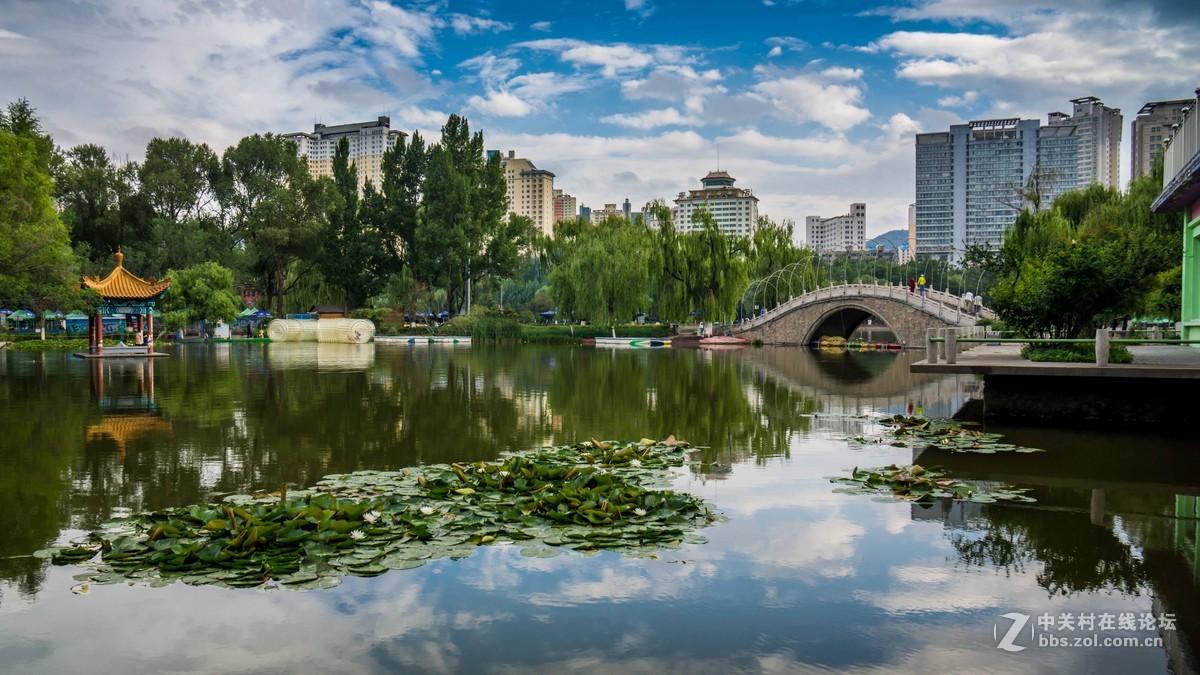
[35,439,722,591]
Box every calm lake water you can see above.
[0,343,1197,674]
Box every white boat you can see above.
[590,337,671,348]
[374,335,472,345]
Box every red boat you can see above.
[699,335,751,349]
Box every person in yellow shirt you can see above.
[917,275,927,296]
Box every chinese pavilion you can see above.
[80,250,171,356]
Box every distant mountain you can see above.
[866,229,908,251]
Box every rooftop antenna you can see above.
[716,141,720,171]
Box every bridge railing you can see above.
[740,282,993,332]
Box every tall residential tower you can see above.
[914,98,1122,262]
[283,116,406,193]
[1132,98,1192,181]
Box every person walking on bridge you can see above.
[907,277,916,294]
[917,275,927,296]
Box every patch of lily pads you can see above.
[851,414,1044,454]
[828,463,1037,505]
[36,438,722,591]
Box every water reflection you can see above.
[0,345,1197,673]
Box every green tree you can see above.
[549,216,653,325]
[215,133,325,315]
[319,137,392,310]
[967,171,1181,337]
[650,202,750,322]
[0,98,58,175]
[158,261,242,330]
[412,115,520,314]
[0,130,81,338]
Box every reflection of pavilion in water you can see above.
[85,359,172,456]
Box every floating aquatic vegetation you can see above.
[851,415,1044,454]
[828,464,1037,505]
[35,438,721,591]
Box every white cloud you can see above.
[468,90,533,117]
[603,107,695,129]
[530,21,552,32]
[765,36,809,56]
[624,0,655,18]
[518,38,683,77]
[937,90,979,107]
[447,14,513,36]
[459,53,522,85]
[751,67,871,131]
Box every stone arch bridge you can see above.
[733,283,992,347]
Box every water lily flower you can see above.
[498,470,510,478]
[633,508,647,517]
[362,510,382,524]
[629,459,642,468]
[349,529,366,540]
[419,505,435,516]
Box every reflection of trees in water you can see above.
[0,345,825,600]
[540,349,817,473]
[0,356,89,600]
[947,488,1149,597]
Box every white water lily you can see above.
[419,505,435,516]
[633,508,647,517]
[498,470,510,478]
[362,510,382,524]
[629,459,642,468]
[349,529,366,540]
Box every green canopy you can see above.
[239,307,257,317]
[9,309,34,320]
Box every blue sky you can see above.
[1,0,1197,239]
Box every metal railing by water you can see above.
[925,327,1200,366]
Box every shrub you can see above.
[1020,343,1133,364]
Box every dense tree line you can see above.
[1,96,1184,334]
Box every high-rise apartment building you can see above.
[914,98,1122,262]
[1132,98,1192,180]
[493,150,555,236]
[672,170,759,236]
[1047,97,1122,189]
[805,203,866,253]
[283,116,405,193]
[552,189,578,224]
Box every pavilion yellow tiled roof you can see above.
[82,250,171,299]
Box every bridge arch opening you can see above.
[805,305,897,344]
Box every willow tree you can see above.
[549,215,653,325]
[649,202,750,323]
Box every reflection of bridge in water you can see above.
[734,284,992,346]
[734,347,979,435]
